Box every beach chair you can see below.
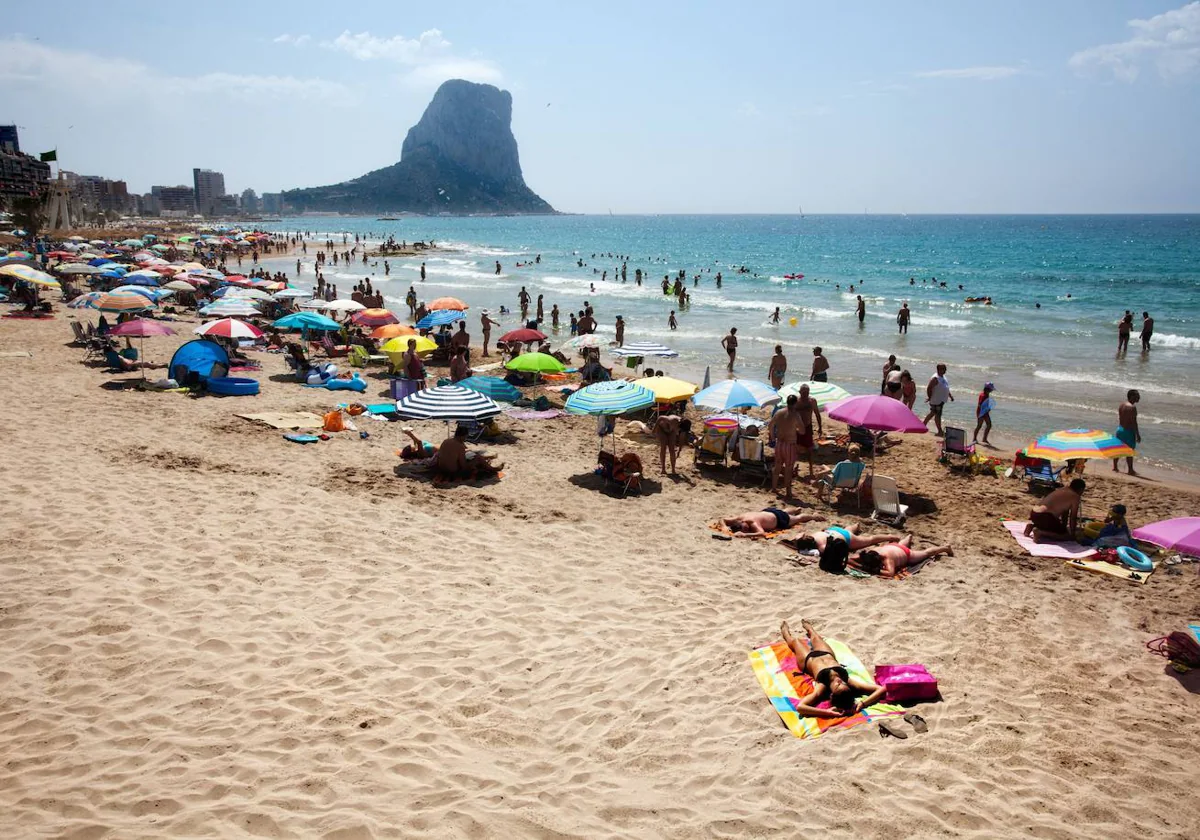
[348,344,388,368]
[1023,457,1066,490]
[319,334,349,358]
[597,449,642,497]
[69,321,88,346]
[735,436,771,486]
[870,475,909,526]
[940,426,975,468]
[818,460,866,510]
[849,425,886,454]
[695,429,732,468]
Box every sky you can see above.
[1,0,1197,214]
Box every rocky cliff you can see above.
[283,80,553,215]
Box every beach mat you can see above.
[0,350,33,358]
[1003,521,1096,559]
[749,637,904,739]
[845,553,927,580]
[709,521,784,540]
[505,408,564,420]
[237,411,325,430]
[1066,557,1153,584]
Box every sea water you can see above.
[261,214,1200,473]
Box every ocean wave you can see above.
[437,240,528,257]
[1151,332,1200,350]
[1033,369,1200,399]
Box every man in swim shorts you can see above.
[769,395,802,499]
[1025,479,1086,542]
[720,507,824,537]
[1113,390,1141,475]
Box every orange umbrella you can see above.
[428,296,469,311]
[351,307,399,327]
[372,323,417,339]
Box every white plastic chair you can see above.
[871,474,909,526]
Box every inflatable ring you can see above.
[1116,545,1152,572]
[207,376,261,396]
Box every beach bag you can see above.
[1147,631,1200,668]
[874,664,940,703]
[322,410,345,432]
[818,539,849,575]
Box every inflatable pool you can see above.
[207,376,260,396]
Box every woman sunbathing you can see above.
[721,508,824,537]
[782,522,900,556]
[852,535,954,576]
[781,619,886,718]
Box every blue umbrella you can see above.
[88,258,117,267]
[120,274,160,286]
[691,379,780,411]
[566,380,656,416]
[458,375,522,403]
[273,312,341,331]
[416,309,465,329]
[111,284,168,301]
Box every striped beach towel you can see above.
[749,637,904,739]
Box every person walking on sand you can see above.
[924,363,953,436]
[1113,389,1141,475]
[973,382,995,445]
[769,395,802,499]
[480,310,500,357]
[1118,310,1133,354]
[897,302,910,334]
[811,346,829,382]
[769,345,787,389]
[856,295,866,325]
[1140,312,1154,352]
[722,327,738,371]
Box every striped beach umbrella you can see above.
[565,380,655,416]
[351,308,399,327]
[111,284,168,301]
[692,379,779,411]
[394,385,501,422]
[95,291,154,313]
[428,296,469,311]
[458,375,523,403]
[416,309,465,329]
[200,300,260,317]
[778,380,851,409]
[0,263,59,287]
[67,292,104,309]
[194,318,264,339]
[611,341,679,358]
[272,288,311,299]
[1022,429,1135,461]
[562,334,603,350]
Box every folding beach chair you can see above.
[736,436,771,486]
[818,460,866,510]
[695,428,732,468]
[849,425,886,454]
[870,474,909,526]
[348,344,388,368]
[1023,457,1066,491]
[940,426,975,469]
[597,449,642,496]
[319,334,349,358]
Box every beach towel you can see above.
[845,553,929,580]
[709,521,784,540]
[748,637,904,739]
[1003,521,1096,559]
[1065,557,1153,584]
[505,408,564,420]
[0,350,33,358]
[237,411,325,430]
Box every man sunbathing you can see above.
[852,535,954,576]
[781,619,886,718]
[721,507,824,537]
[1025,478,1086,542]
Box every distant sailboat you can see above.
[799,205,804,219]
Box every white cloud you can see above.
[322,29,502,86]
[0,38,351,104]
[915,66,1023,81]
[273,33,311,47]
[735,102,761,118]
[1070,1,1200,81]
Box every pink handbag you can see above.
[874,664,939,703]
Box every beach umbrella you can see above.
[323,298,366,313]
[565,380,655,416]
[119,238,144,247]
[2,250,33,260]
[506,352,566,374]
[416,309,465,329]
[224,287,271,300]
[120,273,161,287]
[351,308,399,327]
[164,279,198,292]
[0,264,59,287]
[827,395,927,433]
[46,250,76,259]
[458,375,523,403]
[1131,518,1200,557]
[381,335,437,354]
[108,318,175,378]
[272,288,312,299]
[195,318,264,339]
[299,297,330,310]
[67,292,104,309]
[428,296,469,311]
[94,291,153,313]
[610,341,679,359]
[111,284,166,300]
[779,380,852,410]
[394,385,500,423]
[632,375,699,404]
[1022,429,1135,462]
[200,300,261,318]
[562,334,603,350]
[371,323,416,340]
[692,379,779,411]
[273,312,341,331]
[500,328,546,344]
[56,263,104,275]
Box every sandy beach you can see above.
[1,308,1198,840]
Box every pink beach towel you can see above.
[1003,521,1096,559]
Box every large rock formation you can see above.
[284,80,553,215]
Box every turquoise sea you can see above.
[262,215,1200,473]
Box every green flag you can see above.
[39,149,57,162]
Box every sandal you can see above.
[878,720,908,739]
[903,713,928,733]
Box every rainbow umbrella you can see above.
[94,291,154,313]
[1022,429,1135,462]
[0,263,59,287]
[351,308,399,327]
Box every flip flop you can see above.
[878,720,908,739]
[903,713,928,733]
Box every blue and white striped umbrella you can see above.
[691,379,780,411]
[395,385,501,422]
[610,341,678,358]
[565,380,656,416]
[457,375,522,403]
[112,284,172,302]
[200,299,261,317]
[416,309,466,329]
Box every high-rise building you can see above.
[0,146,50,204]
[0,125,20,155]
[151,184,196,215]
[261,192,283,214]
[240,188,258,214]
[192,168,226,216]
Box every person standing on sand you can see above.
[897,302,910,334]
[769,395,802,499]
[1118,310,1133,354]
[480,310,500,357]
[810,347,829,382]
[769,345,787,389]
[722,327,738,371]
[924,363,953,436]
[1140,312,1154,352]
[973,382,995,445]
[856,295,866,325]
[796,384,823,478]
[1114,390,1141,475]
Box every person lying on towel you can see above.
[721,507,823,537]
[1024,479,1085,542]
[781,619,886,718]
[852,535,955,576]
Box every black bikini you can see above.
[804,649,849,686]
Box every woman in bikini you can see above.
[781,619,886,718]
[852,535,954,577]
[782,522,901,566]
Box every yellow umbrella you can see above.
[633,375,698,403]
[382,335,437,354]
[0,263,59,287]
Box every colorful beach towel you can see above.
[1065,557,1153,584]
[1003,521,1096,559]
[845,553,928,580]
[748,637,904,739]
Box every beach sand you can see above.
[2,313,1199,839]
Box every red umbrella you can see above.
[500,328,547,344]
[47,251,76,259]
[351,308,399,327]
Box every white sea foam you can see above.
[1151,333,1200,350]
[1033,369,1200,399]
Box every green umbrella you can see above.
[506,352,565,374]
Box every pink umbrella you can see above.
[1131,518,1200,557]
[827,395,928,433]
[108,318,176,379]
